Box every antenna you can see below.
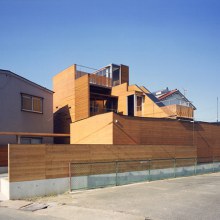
[217,97,219,123]
[182,88,187,96]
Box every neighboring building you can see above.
[53,64,196,143]
[0,69,54,145]
[153,88,196,110]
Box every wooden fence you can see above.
[8,144,197,182]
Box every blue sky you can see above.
[1,0,219,122]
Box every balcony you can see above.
[90,107,117,116]
[76,71,112,88]
[89,74,112,88]
[162,104,194,119]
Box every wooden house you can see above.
[53,64,195,143]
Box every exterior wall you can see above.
[113,114,220,157]
[0,71,53,145]
[112,84,170,118]
[53,65,76,135]
[142,95,170,118]
[75,75,90,121]
[140,86,150,94]
[111,83,129,115]
[71,112,113,144]
[69,112,220,156]
[120,65,129,84]
[113,114,194,145]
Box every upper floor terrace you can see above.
[75,64,129,88]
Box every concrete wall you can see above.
[0,70,53,144]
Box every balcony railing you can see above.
[89,74,112,88]
[75,71,88,79]
[162,104,194,119]
[90,107,117,116]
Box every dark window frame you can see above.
[20,137,43,144]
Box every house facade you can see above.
[0,69,54,145]
[53,64,195,144]
[153,88,196,109]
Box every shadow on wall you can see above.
[54,105,71,144]
[0,145,8,167]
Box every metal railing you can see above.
[69,157,220,191]
[90,107,117,115]
[89,74,112,88]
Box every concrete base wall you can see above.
[2,177,70,200]
[0,177,10,200]
[0,167,8,174]
[71,163,220,190]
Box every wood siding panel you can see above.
[128,85,143,92]
[8,116,220,182]
[113,113,202,146]
[75,75,90,121]
[120,65,129,85]
[9,145,46,182]
[143,95,169,118]
[53,65,76,136]
[9,143,198,182]
[71,112,113,144]
[111,83,128,115]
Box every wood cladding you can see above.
[9,145,46,182]
[120,65,129,85]
[8,117,220,182]
[53,65,76,135]
[75,75,90,121]
[143,96,169,118]
[113,114,220,147]
[128,85,143,92]
[71,112,113,144]
[70,112,220,152]
[111,83,128,115]
[0,145,8,167]
[9,143,196,182]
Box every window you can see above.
[21,94,43,113]
[136,96,143,112]
[20,137,43,144]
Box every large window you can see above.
[21,93,43,113]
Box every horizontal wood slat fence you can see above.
[9,144,198,182]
